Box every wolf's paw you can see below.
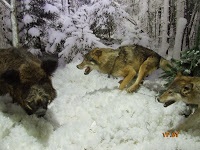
[119,84,126,90]
[127,85,139,93]
[126,88,134,93]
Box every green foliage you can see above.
[161,46,200,86]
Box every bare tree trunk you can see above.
[176,0,185,18]
[61,0,71,14]
[160,0,170,57]
[67,0,71,14]
[173,18,187,59]
[10,0,19,47]
[0,5,10,48]
[195,14,200,48]
[0,0,19,48]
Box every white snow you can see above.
[0,61,200,150]
[28,27,40,37]
[23,14,33,24]
[44,3,59,14]
[28,48,42,56]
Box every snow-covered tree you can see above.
[88,0,140,43]
[20,0,60,55]
[1,0,199,64]
[121,0,199,59]
[0,0,19,47]
[57,0,150,62]
[57,5,106,62]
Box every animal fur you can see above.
[158,73,200,132]
[0,47,58,116]
[77,45,170,92]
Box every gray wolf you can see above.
[158,73,200,131]
[0,47,58,116]
[77,45,170,92]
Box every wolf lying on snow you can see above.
[0,47,58,116]
[158,73,200,131]
[77,45,170,93]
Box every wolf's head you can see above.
[158,73,195,107]
[77,48,102,75]
[1,59,58,116]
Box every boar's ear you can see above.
[181,83,193,95]
[41,59,58,76]
[1,69,20,84]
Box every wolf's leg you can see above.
[119,66,136,90]
[173,108,200,132]
[127,57,158,93]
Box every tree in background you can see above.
[161,24,200,85]
[57,5,105,62]
[88,0,148,46]
[122,0,199,59]
[41,0,147,62]
[0,0,19,47]
[20,0,60,55]
[0,0,199,64]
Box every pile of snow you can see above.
[0,61,200,150]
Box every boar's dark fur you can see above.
[0,47,58,116]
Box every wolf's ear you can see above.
[1,69,21,85]
[41,59,58,76]
[176,72,182,77]
[95,50,102,57]
[181,83,193,95]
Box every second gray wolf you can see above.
[77,45,170,92]
[158,73,200,132]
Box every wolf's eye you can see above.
[89,58,97,64]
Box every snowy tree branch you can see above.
[0,0,11,9]
[124,17,137,26]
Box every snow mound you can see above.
[0,61,200,150]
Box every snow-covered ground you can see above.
[0,61,200,150]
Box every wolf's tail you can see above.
[159,58,172,71]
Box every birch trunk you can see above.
[0,0,19,47]
[0,5,9,48]
[173,18,187,59]
[61,0,70,14]
[176,0,185,19]
[10,0,19,47]
[160,0,169,57]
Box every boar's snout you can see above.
[23,85,56,116]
